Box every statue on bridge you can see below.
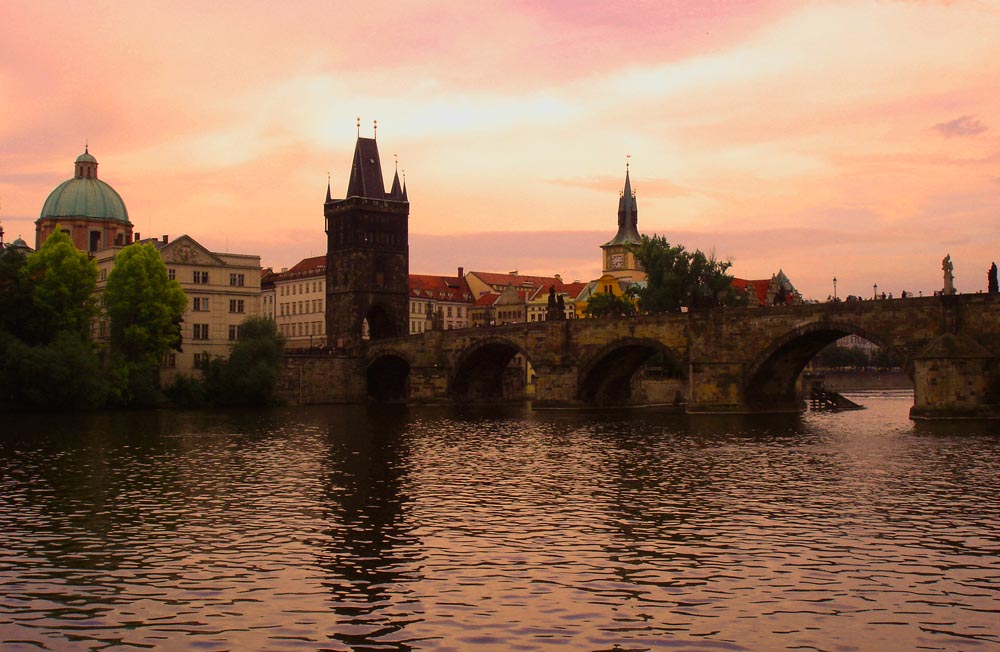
[943,255,956,295]
[989,262,998,295]
[546,286,566,321]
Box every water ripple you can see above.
[1,397,998,650]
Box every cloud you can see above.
[545,176,690,198]
[932,115,988,137]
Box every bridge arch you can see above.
[366,351,411,403]
[744,320,906,409]
[578,337,686,406]
[449,337,532,402]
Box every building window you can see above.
[162,353,176,368]
[447,306,453,317]
[230,273,245,287]
[193,297,209,311]
[168,268,176,281]
[193,323,209,340]
[100,269,107,281]
[193,352,210,370]
[194,271,209,284]
[228,325,241,341]
[229,299,245,313]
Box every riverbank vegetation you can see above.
[811,343,904,371]
[0,232,284,411]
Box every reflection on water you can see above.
[1,394,998,651]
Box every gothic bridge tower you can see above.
[325,128,409,347]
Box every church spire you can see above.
[325,172,332,203]
[602,158,641,247]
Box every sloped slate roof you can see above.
[346,137,386,199]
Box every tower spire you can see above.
[326,172,332,202]
[373,119,378,141]
[356,116,360,138]
[603,157,641,248]
[389,155,404,200]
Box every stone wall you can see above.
[276,353,365,405]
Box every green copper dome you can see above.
[39,148,130,223]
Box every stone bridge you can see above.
[281,294,1000,419]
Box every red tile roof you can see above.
[538,281,589,301]
[287,255,326,275]
[409,274,474,302]
[469,271,563,291]
[731,277,769,306]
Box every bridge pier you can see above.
[409,365,450,403]
[910,334,999,419]
[532,364,581,407]
[687,361,754,413]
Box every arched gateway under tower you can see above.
[325,129,409,348]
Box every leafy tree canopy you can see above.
[0,330,107,409]
[177,317,286,407]
[583,290,637,318]
[212,316,286,406]
[104,243,187,366]
[0,248,39,342]
[630,235,740,313]
[20,229,98,342]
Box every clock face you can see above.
[611,253,625,270]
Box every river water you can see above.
[1,392,998,652]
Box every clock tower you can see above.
[600,164,646,281]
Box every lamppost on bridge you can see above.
[833,277,837,301]
[873,283,878,300]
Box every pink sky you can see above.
[2,0,998,300]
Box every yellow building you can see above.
[94,235,261,383]
[265,256,327,349]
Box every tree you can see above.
[173,317,286,407]
[20,229,99,342]
[0,237,107,409]
[0,331,107,409]
[212,317,285,406]
[104,243,187,405]
[583,291,636,318]
[0,247,38,342]
[630,235,739,313]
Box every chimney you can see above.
[509,270,518,276]
[162,235,169,244]
[457,266,464,278]
[554,274,562,282]
[134,233,140,242]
